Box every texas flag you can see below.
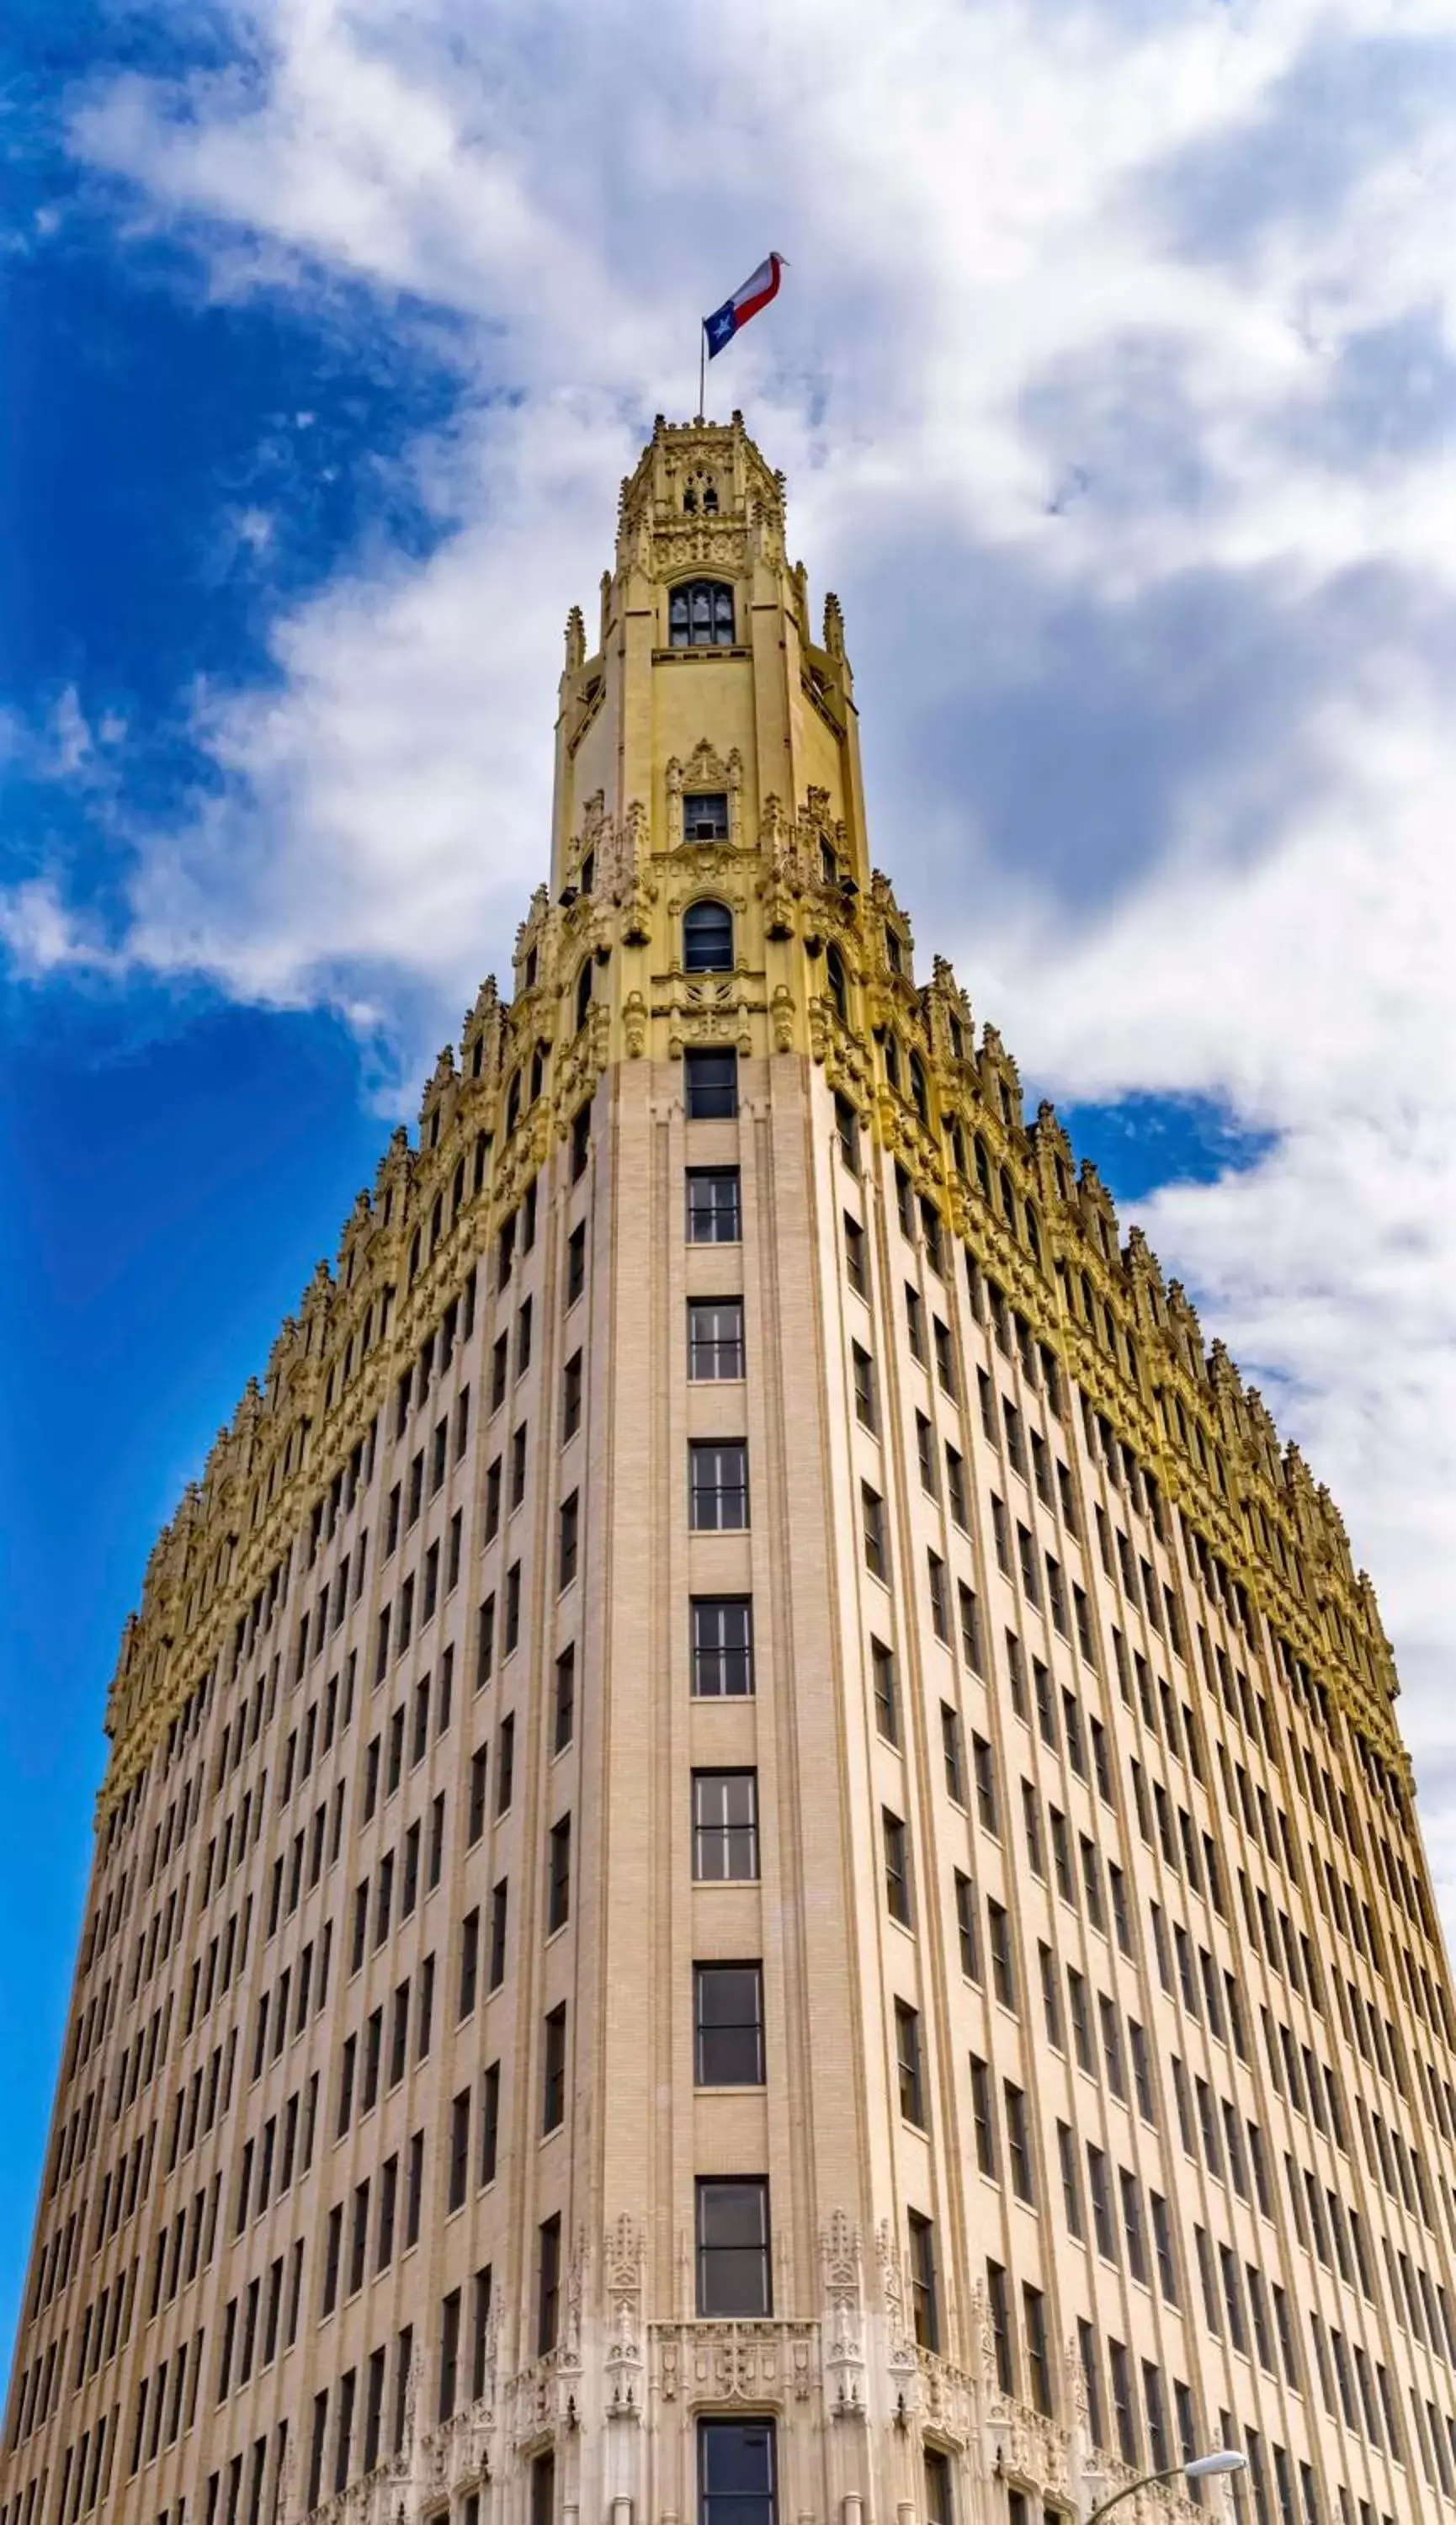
[703,253,786,359]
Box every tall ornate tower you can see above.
[5,417,1456,2525]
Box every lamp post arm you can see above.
[1085,2466,1187,2525]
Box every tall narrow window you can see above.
[553,1645,576,1750]
[688,1300,746,1380]
[872,1639,898,1743]
[883,1811,911,1926]
[684,1050,738,1119]
[693,1773,759,1880]
[694,1964,765,2086]
[691,1597,753,1697]
[687,1168,741,1243]
[448,2092,470,2212]
[536,2217,561,2355]
[907,2213,939,2352]
[480,2064,500,2185]
[1005,2083,1034,2203]
[922,2449,952,2525]
[862,1485,887,1580]
[696,2179,771,2316]
[1024,2287,1052,2416]
[542,2005,567,2133]
[683,901,735,972]
[546,1816,571,1932]
[699,2421,776,2525]
[437,2293,460,2422]
[557,1491,579,1590]
[895,2002,926,2126]
[689,1441,749,1530]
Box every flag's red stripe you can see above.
[731,256,783,330]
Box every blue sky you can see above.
[5,0,1456,2381]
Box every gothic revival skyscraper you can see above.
[6,417,1456,2525]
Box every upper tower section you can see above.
[550,411,869,903]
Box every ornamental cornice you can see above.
[550,1004,612,1128]
[960,1196,1058,1338]
[807,997,874,1111]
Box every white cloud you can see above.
[14,0,1456,1926]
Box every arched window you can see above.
[506,1071,522,1136]
[702,483,719,513]
[974,1136,991,1199]
[473,1130,491,1193]
[429,1193,443,1254]
[1081,1270,1096,1326]
[999,1167,1017,1231]
[407,1227,422,1284]
[683,899,734,972]
[451,1158,465,1220]
[530,1045,546,1103]
[669,580,735,648]
[1024,1202,1041,1264]
[949,1120,966,1177]
[575,961,592,1032]
[826,944,848,1022]
[683,486,697,514]
[909,1055,929,1126]
[885,1034,901,1092]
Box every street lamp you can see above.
[1085,2449,1248,2523]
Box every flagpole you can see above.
[697,325,705,424]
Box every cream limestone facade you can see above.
[5,417,1456,2525]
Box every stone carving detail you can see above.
[623,989,648,1059]
[1065,2334,1088,2427]
[915,2351,975,2448]
[651,2322,817,2408]
[666,742,745,853]
[821,2210,866,2416]
[593,799,656,941]
[876,2219,920,2419]
[770,984,796,1053]
[605,2214,644,2419]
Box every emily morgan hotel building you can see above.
[3,417,1455,2525]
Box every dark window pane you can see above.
[695,1964,766,2086]
[687,1168,741,1243]
[685,1050,739,1119]
[699,2420,776,2525]
[696,2178,771,2316]
[684,791,730,844]
[684,901,735,971]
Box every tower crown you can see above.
[614,410,787,582]
[550,412,864,915]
